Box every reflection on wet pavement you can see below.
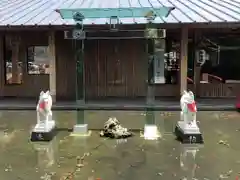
[0,111,240,179]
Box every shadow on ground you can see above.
[0,111,239,179]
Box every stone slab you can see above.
[141,124,161,139]
[73,124,88,134]
[70,124,91,137]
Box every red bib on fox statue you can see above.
[187,102,197,113]
[236,95,240,110]
[39,101,47,110]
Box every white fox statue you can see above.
[36,91,53,131]
[180,90,197,130]
[175,90,203,143]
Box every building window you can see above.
[4,36,23,85]
[27,46,50,74]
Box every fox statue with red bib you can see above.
[31,91,56,141]
[37,91,53,126]
[175,90,203,144]
[180,90,197,129]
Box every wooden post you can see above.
[19,43,27,84]
[193,30,201,97]
[0,34,3,98]
[180,26,188,94]
[75,39,85,103]
[75,39,85,125]
[48,31,56,102]
[11,36,20,84]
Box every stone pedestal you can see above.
[143,124,161,140]
[31,120,56,142]
[175,121,203,144]
[71,124,91,137]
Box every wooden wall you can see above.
[0,30,76,100]
[84,38,178,99]
[0,30,178,100]
[198,83,240,97]
[55,31,76,100]
[0,31,49,99]
[85,39,147,98]
[0,34,4,97]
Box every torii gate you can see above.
[57,6,174,137]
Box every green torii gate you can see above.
[57,7,173,19]
[57,7,174,136]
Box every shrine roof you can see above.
[0,0,240,26]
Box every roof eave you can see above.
[0,22,239,31]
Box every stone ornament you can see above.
[100,117,132,139]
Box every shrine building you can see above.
[0,0,240,102]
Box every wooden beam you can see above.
[180,26,188,94]
[48,31,56,102]
[0,22,240,31]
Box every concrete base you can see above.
[175,121,203,144]
[70,124,91,137]
[31,120,56,142]
[141,124,161,140]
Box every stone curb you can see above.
[0,105,236,111]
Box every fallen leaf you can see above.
[218,140,230,147]
[219,169,233,179]
[76,163,84,168]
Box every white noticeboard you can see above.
[154,50,165,84]
[153,38,165,84]
[154,57,165,84]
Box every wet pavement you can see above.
[0,111,240,179]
